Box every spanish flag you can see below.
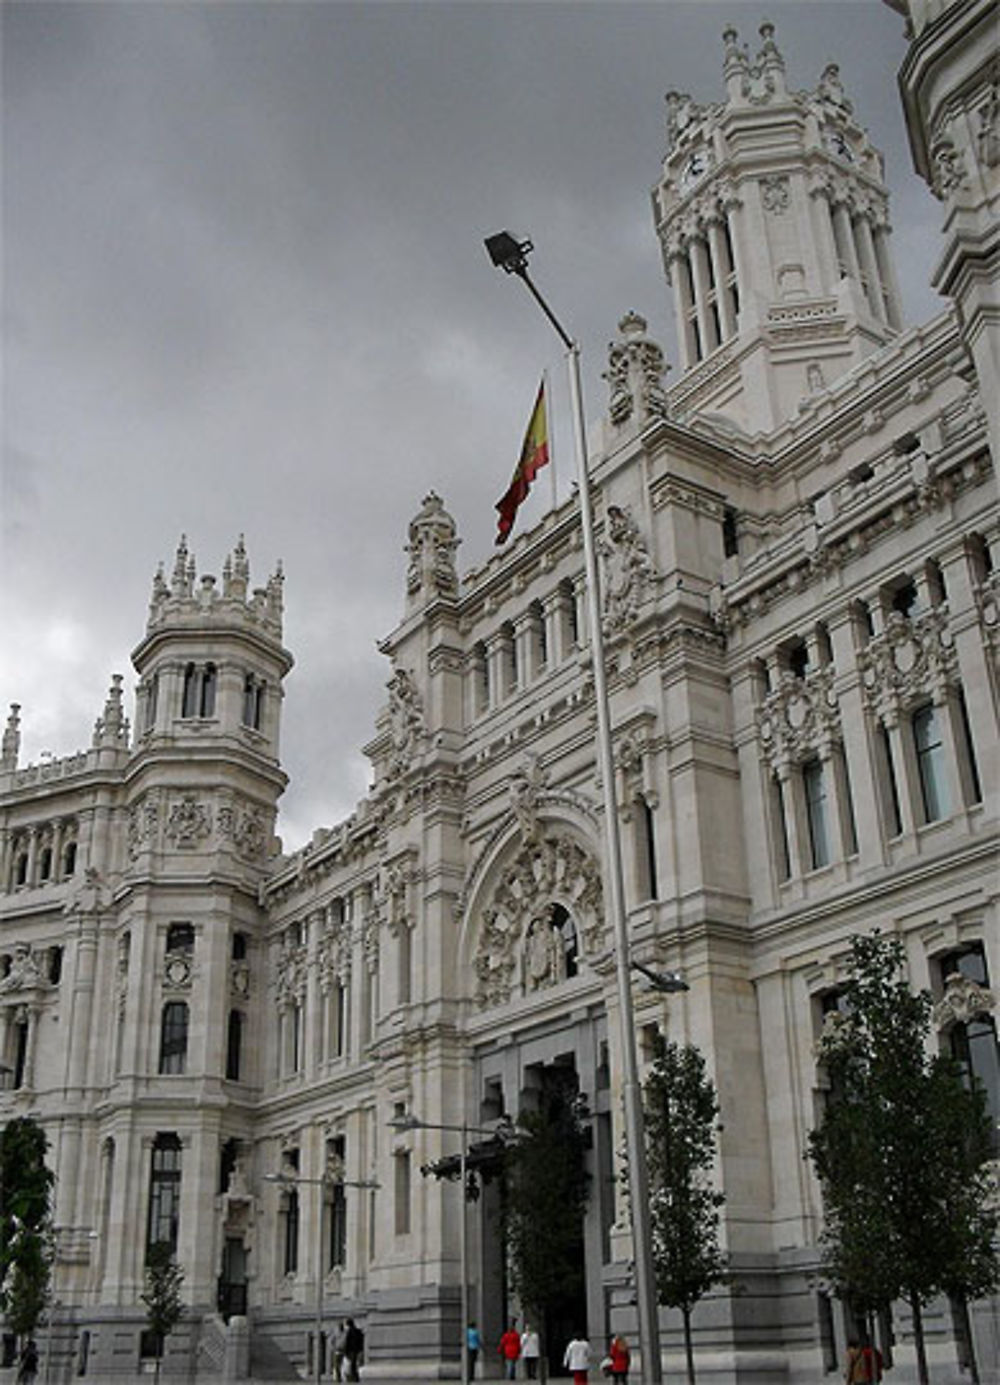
[495,381,549,545]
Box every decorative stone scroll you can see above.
[474,836,603,1010]
[756,667,842,773]
[405,492,459,603]
[857,607,958,728]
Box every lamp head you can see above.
[387,1112,423,1132]
[484,231,533,276]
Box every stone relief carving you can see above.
[165,795,211,847]
[857,607,958,727]
[275,937,307,1008]
[663,90,701,154]
[474,836,603,1010]
[218,801,268,860]
[974,572,1000,673]
[127,794,160,859]
[386,668,424,777]
[599,505,656,635]
[816,63,852,117]
[756,667,842,773]
[978,81,1000,168]
[509,754,547,845]
[0,941,44,994]
[933,972,996,1030]
[931,133,969,199]
[604,312,670,427]
[760,174,790,214]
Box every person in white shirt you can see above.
[563,1332,591,1384]
[520,1326,540,1380]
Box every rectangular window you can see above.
[913,704,948,822]
[283,1188,299,1274]
[394,1151,411,1236]
[328,1138,347,1270]
[226,1010,243,1082]
[147,1136,182,1257]
[771,775,791,881]
[159,1002,189,1075]
[803,759,830,869]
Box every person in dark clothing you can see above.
[17,1340,39,1385]
[343,1318,365,1381]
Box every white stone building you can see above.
[1,6,997,1382]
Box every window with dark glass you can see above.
[231,931,247,961]
[283,1187,300,1274]
[159,1002,189,1075]
[937,944,999,1156]
[226,1010,243,1082]
[147,1134,182,1257]
[328,1136,347,1270]
[803,758,831,868]
[913,703,948,822]
[62,841,77,877]
[166,923,194,956]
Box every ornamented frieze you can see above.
[386,668,425,779]
[275,939,307,1008]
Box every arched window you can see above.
[39,847,52,882]
[182,663,199,718]
[159,1002,189,1074]
[147,1134,182,1257]
[200,663,217,717]
[62,840,77,877]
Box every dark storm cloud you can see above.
[1,1,941,845]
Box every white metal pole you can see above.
[460,1129,470,1385]
[316,1183,324,1385]
[565,343,663,1385]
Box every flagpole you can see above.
[484,231,663,1385]
[545,368,557,512]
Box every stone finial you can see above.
[1,703,21,771]
[171,535,195,598]
[224,534,250,600]
[664,90,701,154]
[405,492,460,605]
[757,20,784,72]
[604,311,670,429]
[93,674,129,750]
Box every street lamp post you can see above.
[483,230,684,1385]
[387,1114,500,1385]
[265,1166,378,1385]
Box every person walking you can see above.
[467,1321,482,1379]
[332,1321,348,1381]
[608,1333,630,1383]
[563,1330,591,1385]
[343,1318,364,1382]
[499,1321,521,1380]
[845,1337,883,1383]
[520,1324,540,1380]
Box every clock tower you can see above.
[653,21,904,435]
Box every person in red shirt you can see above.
[609,1334,630,1382]
[499,1322,521,1380]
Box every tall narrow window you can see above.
[147,1134,182,1257]
[635,797,659,900]
[328,1137,347,1270]
[912,703,948,823]
[62,840,77,877]
[472,642,489,715]
[398,925,412,1006]
[200,663,217,717]
[283,1188,300,1274]
[803,759,830,869]
[956,690,983,805]
[226,1010,243,1081]
[938,945,999,1157]
[242,675,265,730]
[394,1150,411,1236]
[334,983,347,1059]
[159,1002,189,1075]
[182,664,199,718]
[771,776,791,881]
[145,674,159,731]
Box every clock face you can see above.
[827,129,854,162]
[680,150,709,191]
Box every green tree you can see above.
[0,1116,55,1345]
[642,1033,727,1385]
[504,1073,590,1379]
[808,932,998,1385]
[141,1241,186,1381]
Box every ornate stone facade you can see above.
[1,13,997,1385]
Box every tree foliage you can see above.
[141,1241,186,1377]
[0,1117,55,1340]
[808,932,998,1383]
[642,1034,727,1385]
[503,1072,590,1362]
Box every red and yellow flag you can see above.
[495,381,549,545]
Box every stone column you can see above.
[689,236,716,358]
[832,199,861,280]
[707,220,736,340]
[939,540,998,811]
[872,223,903,329]
[669,250,695,370]
[485,632,506,707]
[828,610,885,869]
[776,764,809,879]
[854,215,885,321]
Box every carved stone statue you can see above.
[599,505,655,634]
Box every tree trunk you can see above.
[959,1297,980,1385]
[910,1294,928,1385]
[682,1305,696,1385]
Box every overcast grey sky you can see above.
[2,0,942,850]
